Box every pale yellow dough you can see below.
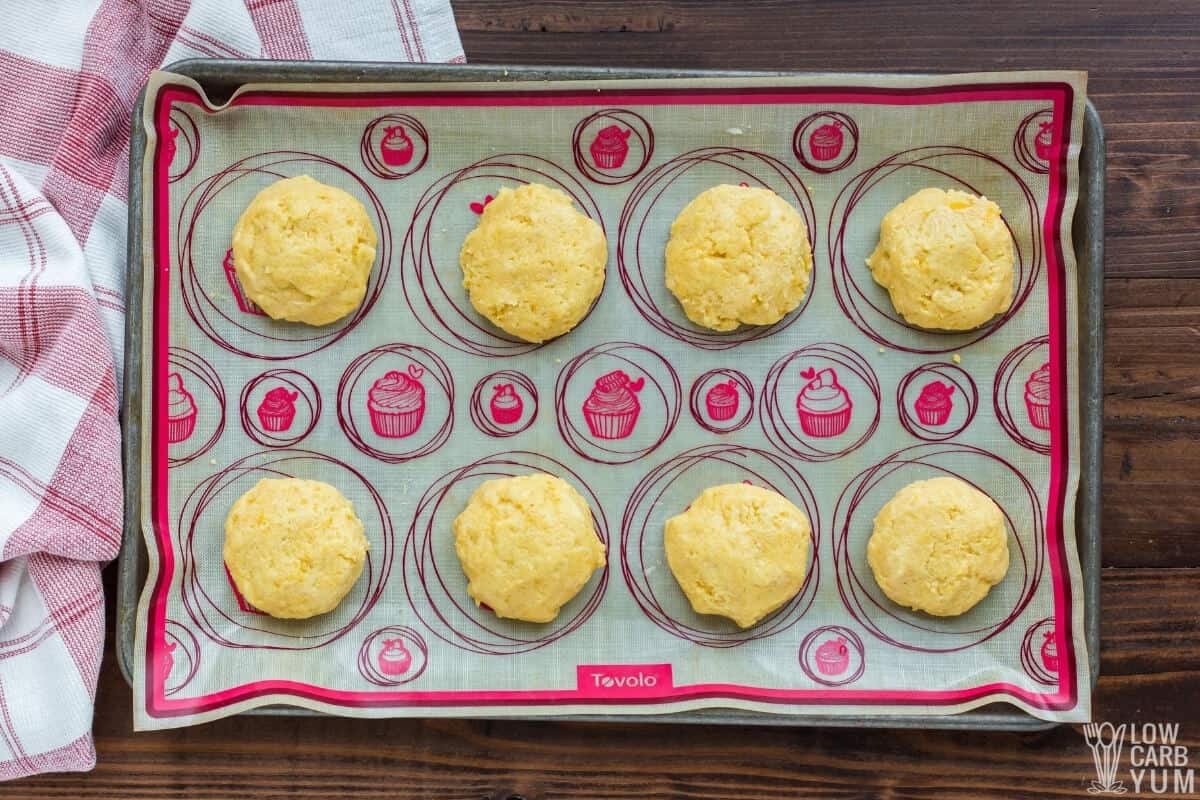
[664,483,811,628]
[865,187,1014,331]
[664,184,813,332]
[459,183,607,343]
[453,473,606,624]
[223,478,369,619]
[867,477,1010,617]
[231,175,377,326]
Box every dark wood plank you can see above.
[11,567,1198,799]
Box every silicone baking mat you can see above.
[132,70,1090,728]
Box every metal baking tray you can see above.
[118,60,1104,730]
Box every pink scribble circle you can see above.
[401,451,609,655]
[1020,616,1058,685]
[360,113,430,179]
[162,620,200,697]
[357,625,429,686]
[621,444,820,647]
[167,347,225,467]
[798,625,866,687]
[688,369,754,434]
[792,111,859,174]
[239,369,320,448]
[571,108,654,185]
[178,152,391,360]
[617,147,817,350]
[469,370,538,438]
[166,106,200,183]
[994,336,1051,455]
[400,153,604,357]
[555,342,681,465]
[338,344,453,464]
[831,443,1045,652]
[828,146,1041,353]
[896,362,979,442]
[1013,108,1055,174]
[178,449,393,650]
[760,343,880,462]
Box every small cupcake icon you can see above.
[814,636,851,676]
[1034,120,1055,161]
[914,380,955,426]
[589,125,632,169]
[1040,629,1059,673]
[582,369,644,440]
[368,365,426,438]
[257,386,298,432]
[1024,362,1052,430]
[377,638,413,676]
[167,372,197,443]
[808,121,844,161]
[489,383,524,425]
[164,126,179,166]
[222,249,264,316]
[380,125,415,166]
[705,380,740,421]
[795,367,852,438]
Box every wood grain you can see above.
[11,1,1200,797]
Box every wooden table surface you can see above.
[14,1,1200,797]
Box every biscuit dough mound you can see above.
[231,175,378,326]
[459,183,607,343]
[223,478,370,619]
[453,473,606,624]
[865,187,1014,331]
[867,476,1010,617]
[665,184,813,332]
[664,483,811,628]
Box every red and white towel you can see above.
[0,1,462,780]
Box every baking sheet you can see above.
[126,66,1095,729]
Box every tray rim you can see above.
[118,60,1104,731]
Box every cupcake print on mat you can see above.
[689,369,754,434]
[795,367,852,438]
[572,109,654,185]
[257,386,297,432]
[167,373,197,443]
[1013,108,1056,174]
[360,113,429,180]
[1020,617,1058,685]
[915,381,955,426]
[357,625,429,686]
[798,625,865,687]
[808,121,844,161]
[706,380,740,421]
[380,125,415,166]
[469,370,538,438]
[582,370,645,440]
[240,369,321,448]
[368,365,426,438]
[1025,362,1052,430]
[490,383,524,425]
[590,125,632,169]
[896,362,978,442]
[792,111,859,174]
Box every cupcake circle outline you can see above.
[239,369,321,448]
[1020,617,1059,686]
[166,107,200,183]
[993,336,1052,455]
[555,342,681,465]
[620,444,821,648]
[357,625,429,686]
[792,111,860,174]
[689,369,754,434]
[360,113,430,179]
[827,145,1041,354]
[760,343,881,463]
[571,108,654,185]
[896,362,979,442]
[1013,108,1055,175]
[400,450,610,655]
[469,370,539,438]
[798,625,866,687]
[616,147,817,350]
[161,620,201,697]
[166,347,225,467]
[338,344,454,464]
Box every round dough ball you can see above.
[665,184,813,332]
[459,183,607,343]
[231,175,377,326]
[865,187,1014,331]
[223,478,369,619]
[664,483,811,628]
[453,473,606,623]
[867,476,1009,617]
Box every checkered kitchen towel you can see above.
[0,1,462,780]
